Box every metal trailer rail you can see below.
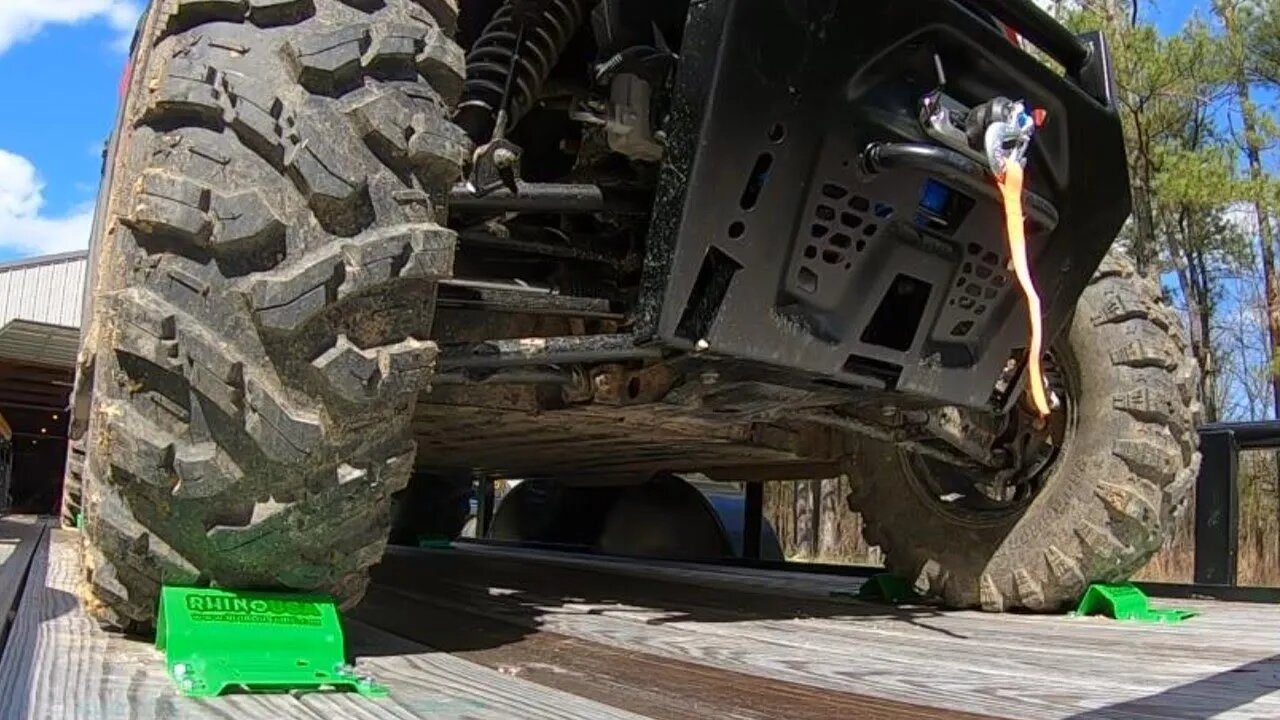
[1187,423,1280,585]
[468,422,1280,604]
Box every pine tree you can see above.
[1063,3,1245,420]
[1215,0,1280,419]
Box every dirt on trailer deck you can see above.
[2,515,1279,719]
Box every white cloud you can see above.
[1224,200,1260,238]
[0,1,142,56]
[0,149,93,255]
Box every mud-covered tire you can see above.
[847,250,1202,611]
[81,0,469,631]
[61,438,86,527]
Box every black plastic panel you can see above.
[639,0,1130,408]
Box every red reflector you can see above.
[1032,108,1047,127]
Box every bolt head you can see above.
[694,339,710,352]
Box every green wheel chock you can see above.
[1073,583,1197,623]
[156,586,388,698]
[857,573,921,604]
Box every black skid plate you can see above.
[638,0,1129,408]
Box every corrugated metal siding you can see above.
[0,253,88,329]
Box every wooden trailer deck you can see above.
[3,514,1280,720]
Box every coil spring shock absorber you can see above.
[457,0,595,145]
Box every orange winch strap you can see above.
[996,159,1051,417]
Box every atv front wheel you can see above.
[848,250,1201,611]
[80,0,467,630]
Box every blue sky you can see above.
[0,2,141,263]
[0,0,1224,264]
[1151,0,1200,33]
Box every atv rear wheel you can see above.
[81,0,468,631]
[848,250,1201,611]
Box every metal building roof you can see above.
[0,319,81,368]
[0,250,88,330]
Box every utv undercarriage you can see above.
[73,0,1199,628]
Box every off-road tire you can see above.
[81,0,469,631]
[847,250,1202,611]
[61,439,86,527]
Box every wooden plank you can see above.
[372,547,1280,720]
[0,515,47,647]
[443,544,1280,664]
[353,583,1003,720]
[0,384,69,402]
[340,622,650,720]
[0,361,74,381]
[0,401,67,413]
[0,528,651,720]
[9,524,1280,720]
